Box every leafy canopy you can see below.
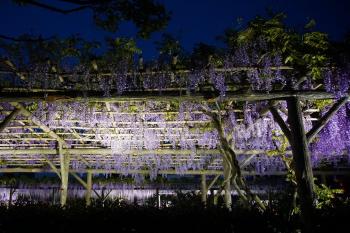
[12,0,170,38]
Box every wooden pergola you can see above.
[0,65,349,210]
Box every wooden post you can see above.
[287,97,314,225]
[85,172,92,206]
[201,174,207,205]
[157,190,161,208]
[155,188,160,208]
[8,186,16,207]
[59,142,70,206]
[223,159,232,209]
[213,192,218,205]
[52,188,56,205]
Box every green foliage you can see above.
[0,35,99,69]
[104,37,141,64]
[113,38,141,55]
[11,0,27,6]
[302,32,329,79]
[25,102,38,112]
[313,99,333,111]
[314,183,343,209]
[155,33,186,68]
[0,177,17,186]
[156,33,183,57]
[0,35,143,72]
[127,104,139,113]
[267,131,288,157]
[269,131,296,186]
[0,10,336,85]
[164,191,203,208]
[304,19,316,30]
[190,43,224,68]
[218,28,240,51]
[225,13,329,79]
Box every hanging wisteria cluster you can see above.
[1,94,349,180]
[0,42,288,98]
[309,69,350,166]
[0,41,350,182]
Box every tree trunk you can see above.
[223,158,232,209]
[8,187,16,207]
[287,97,315,229]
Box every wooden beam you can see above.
[0,66,293,77]
[0,148,289,156]
[0,167,349,175]
[307,96,349,143]
[0,90,336,103]
[71,171,100,200]
[14,103,66,145]
[207,174,220,190]
[70,129,85,145]
[11,103,90,166]
[0,108,318,116]
[44,157,61,179]
[16,120,50,144]
[239,154,256,168]
[0,108,23,133]
[269,106,292,143]
[70,172,88,189]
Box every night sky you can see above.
[0,0,349,59]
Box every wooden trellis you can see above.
[0,65,349,212]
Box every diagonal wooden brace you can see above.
[307,96,349,143]
[0,108,23,133]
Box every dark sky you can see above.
[0,0,350,59]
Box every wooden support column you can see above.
[200,174,207,205]
[287,97,314,223]
[85,172,92,206]
[223,158,232,209]
[58,142,70,206]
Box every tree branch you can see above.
[60,0,98,4]
[0,34,54,42]
[293,76,308,89]
[307,96,349,143]
[204,105,266,211]
[23,0,91,14]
